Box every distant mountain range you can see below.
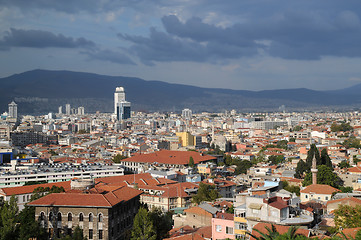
[1,69,361,114]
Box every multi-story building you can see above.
[78,106,85,115]
[246,194,313,229]
[138,182,198,211]
[181,109,192,120]
[234,204,248,239]
[176,132,194,147]
[120,150,216,173]
[11,131,48,147]
[8,101,17,119]
[114,87,131,121]
[28,185,142,240]
[65,104,71,115]
[212,212,235,240]
[300,184,340,203]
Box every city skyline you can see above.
[1,1,361,91]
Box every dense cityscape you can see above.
[0,86,361,239]
[2,1,361,240]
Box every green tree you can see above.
[0,196,19,240]
[224,155,233,166]
[294,160,308,179]
[268,155,285,165]
[18,205,47,240]
[306,144,321,167]
[281,181,300,196]
[320,148,333,169]
[338,161,350,169]
[303,165,343,188]
[188,157,195,168]
[334,205,361,229]
[226,205,234,214]
[276,140,288,149]
[331,122,353,132]
[149,208,173,240]
[192,183,220,204]
[234,160,252,175]
[289,137,296,142]
[342,136,361,149]
[293,126,303,131]
[112,154,128,163]
[131,207,156,240]
[340,186,353,193]
[59,226,86,240]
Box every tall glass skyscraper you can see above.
[114,87,131,120]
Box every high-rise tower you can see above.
[114,87,131,121]
[8,101,17,119]
[65,104,71,115]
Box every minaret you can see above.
[311,154,318,185]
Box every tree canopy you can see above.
[192,182,220,204]
[331,122,353,132]
[131,207,157,240]
[0,196,48,240]
[302,165,343,188]
[334,205,361,229]
[112,154,128,163]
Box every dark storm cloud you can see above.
[118,26,261,65]
[0,0,174,14]
[0,28,96,49]
[119,10,361,64]
[82,49,136,65]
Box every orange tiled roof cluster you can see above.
[28,185,142,207]
[121,150,216,165]
[300,184,340,195]
[0,181,71,196]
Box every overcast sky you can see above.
[1,0,361,90]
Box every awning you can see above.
[249,203,262,210]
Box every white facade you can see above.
[8,101,17,119]
[65,104,71,115]
[182,108,192,119]
[114,87,126,114]
[78,106,85,115]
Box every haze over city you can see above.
[1,0,361,90]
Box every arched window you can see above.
[79,213,84,222]
[68,213,72,221]
[98,213,103,222]
[49,212,53,221]
[57,212,62,221]
[39,212,45,221]
[89,213,93,222]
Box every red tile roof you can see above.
[122,150,216,165]
[0,181,71,196]
[215,212,233,220]
[300,184,340,195]
[95,173,176,187]
[27,186,142,208]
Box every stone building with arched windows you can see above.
[28,185,142,240]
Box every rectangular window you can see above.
[216,225,222,232]
[326,196,329,200]
[226,227,233,234]
[89,229,93,239]
[99,230,103,239]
